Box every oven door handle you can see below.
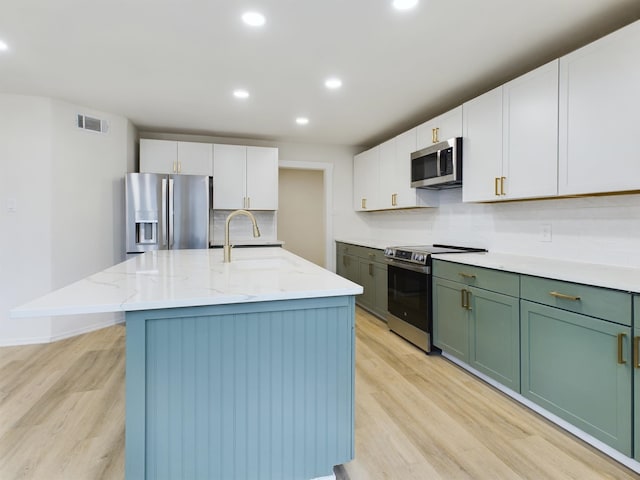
[386,258,430,274]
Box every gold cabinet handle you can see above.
[361,198,366,209]
[549,291,581,301]
[368,263,373,276]
[466,290,472,311]
[460,289,467,308]
[391,193,397,206]
[494,177,500,196]
[173,161,177,173]
[178,161,182,173]
[368,253,375,259]
[432,127,439,144]
[618,333,627,365]
[634,336,640,369]
[500,177,506,195]
[459,272,476,279]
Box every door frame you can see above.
[278,160,334,270]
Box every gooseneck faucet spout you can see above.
[224,209,261,263]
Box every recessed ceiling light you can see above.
[0,40,8,52]
[242,11,266,27]
[393,0,418,10]
[324,78,342,90]
[233,89,250,99]
[296,117,309,125]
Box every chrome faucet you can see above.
[224,209,261,262]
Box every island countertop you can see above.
[11,247,363,318]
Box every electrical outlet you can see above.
[540,224,552,242]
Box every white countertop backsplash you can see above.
[11,248,363,319]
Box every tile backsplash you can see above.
[212,210,277,245]
[359,190,640,268]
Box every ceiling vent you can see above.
[76,114,109,133]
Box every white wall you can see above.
[358,189,640,268]
[0,95,54,342]
[0,94,136,345]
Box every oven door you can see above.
[387,262,431,332]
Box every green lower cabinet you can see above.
[357,259,387,319]
[635,296,640,461]
[433,278,470,362]
[521,300,632,456]
[469,287,520,391]
[433,277,520,388]
[337,252,358,285]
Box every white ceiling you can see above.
[1,0,640,147]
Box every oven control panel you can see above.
[384,248,428,266]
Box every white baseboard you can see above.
[442,352,640,474]
[0,314,125,347]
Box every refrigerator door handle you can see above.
[161,178,168,248]
[168,178,174,248]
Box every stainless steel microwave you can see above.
[410,137,462,188]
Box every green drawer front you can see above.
[432,260,519,297]
[361,248,385,264]
[521,275,631,326]
[337,242,381,260]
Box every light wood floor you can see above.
[0,309,638,479]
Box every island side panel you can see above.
[125,296,355,480]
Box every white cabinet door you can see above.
[416,106,463,150]
[353,147,380,211]
[503,59,559,200]
[140,139,178,174]
[246,146,278,210]
[213,144,246,210]
[378,138,397,209]
[392,129,417,208]
[559,20,640,195]
[462,87,503,202]
[177,142,213,176]
[140,139,213,176]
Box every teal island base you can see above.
[125,295,355,480]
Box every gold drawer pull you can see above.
[634,336,640,369]
[459,272,476,279]
[460,289,467,308]
[618,333,627,365]
[549,291,581,301]
[494,177,500,196]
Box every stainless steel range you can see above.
[384,244,486,353]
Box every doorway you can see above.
[278,168,325,267]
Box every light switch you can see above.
[7,198,17,213]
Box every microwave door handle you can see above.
[436,150,441,177]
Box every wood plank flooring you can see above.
[0,308,637,479]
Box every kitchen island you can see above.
[11,247,362,480]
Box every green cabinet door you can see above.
[469,287,520,391]
[521,300,632,456]
[373,262,388,319]
[358,259,375,311]
[433,278,470,362]
[634,296,640,461]
[336,252,359,285]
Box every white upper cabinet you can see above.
[558,20,640,195]
[353,146,380,211]
[378,128,438,209]
[503,59,559,200]
[416,106,463,150]
[463,60,559,202]
[140,139,213,176]
[213,144,278,210]
[462,86,503,202]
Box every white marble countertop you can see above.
[432,252,640,293]
[11,248,363,318]
[210,240,284,247]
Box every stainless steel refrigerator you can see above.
[125,173,212,254]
